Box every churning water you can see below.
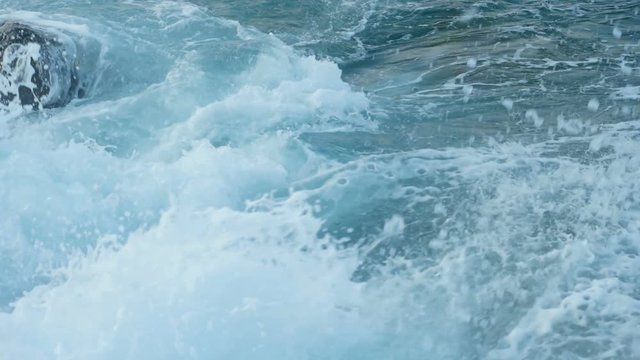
[1,1,639,359]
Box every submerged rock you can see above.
[0,22,84,112]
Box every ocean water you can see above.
[0,1,639,359]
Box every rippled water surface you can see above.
[1,1,640,359]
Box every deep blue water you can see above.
[1,1,640,359]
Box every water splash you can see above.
[1,1,640,359]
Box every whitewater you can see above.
[1,1,639,359]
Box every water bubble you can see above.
[467,58,477,69]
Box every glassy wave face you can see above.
[1,1,639,359]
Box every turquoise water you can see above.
[1,1,639,359]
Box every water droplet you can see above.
[525,109,544,127]
[501,98,514,111]
[613,27,622,39]
[467,57,477,69]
